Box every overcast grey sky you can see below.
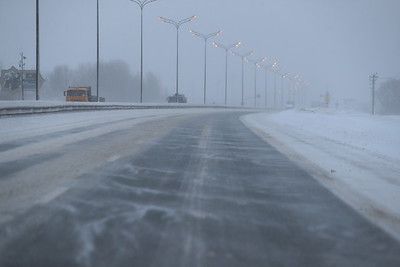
[1,0,399,105]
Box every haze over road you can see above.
[0,110,399,266]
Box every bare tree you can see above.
[44,60,164,103]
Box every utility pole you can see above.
[96,0,100,102]
[19,53,26,101]
[370,73,378,115]
[35,0,40,100]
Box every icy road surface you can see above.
[0,110,400,266]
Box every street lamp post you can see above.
[97,0,100,102]
[290,77,296,105]
[280,73,289,109]
[263,66,269,109]
[213,41,241,106]
[189,29,221,105]
[271,61,279,109]
[19,53,26,101]
[248,57,266,107]
[293,74,301,107]
[35,0,40,100]
[160,16,197,102]
[130,0,159,103]
[274,73,277,109]
[369,73,378,115]
[232,50,253,106]
[301,81,309,108]
[287,74,298,105]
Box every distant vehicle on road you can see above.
[285,101,295,109]
[64,87,105,102]
[167,93,187,103]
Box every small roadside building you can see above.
[0,66,44,100]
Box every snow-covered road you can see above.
[0,108,223,223]
[1,111,399,266]
[242,109,400,240]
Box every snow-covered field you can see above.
[242,109,400,239]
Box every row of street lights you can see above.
[248,57,267,107]
[213,42,242,105]
[129,0,308,107]
[190,30,222,104]
[32,0,307,106]
[130,0,159,103]
[232,51,254,106]
[159,16,197,100]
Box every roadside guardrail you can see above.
[0,102,263,117]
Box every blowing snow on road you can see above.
[1,1,400,265]
[0,110,400,267]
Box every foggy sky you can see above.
[1,0,399,105]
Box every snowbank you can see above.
[0,100,217,108]
[0,101,255,117]
[242,109,400,240]
[263,109,400,160]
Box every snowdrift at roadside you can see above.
[242,109,400,240]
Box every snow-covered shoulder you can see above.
[241,109,400,240]
[245,109,400,161]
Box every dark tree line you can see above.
[43,60,166,102]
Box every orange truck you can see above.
[64,87,105,102]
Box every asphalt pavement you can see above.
[0,112,399,267]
